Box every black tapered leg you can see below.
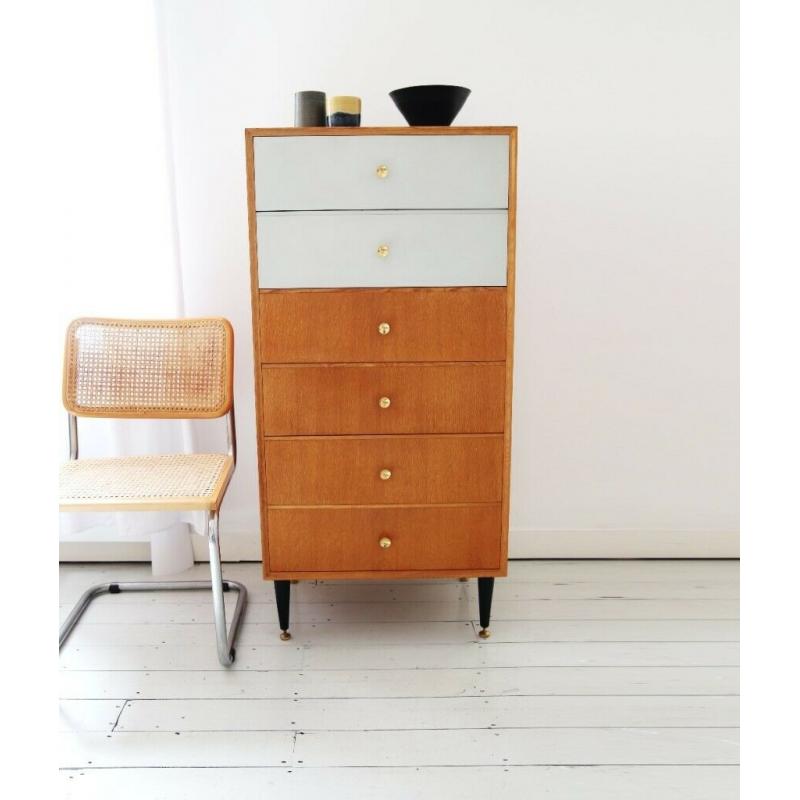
[274,580,291,640]
[477,577,495,639]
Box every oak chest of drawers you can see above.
[246,126,517,639]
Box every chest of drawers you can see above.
[246,126,517,640]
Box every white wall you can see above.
[157,0,738,559]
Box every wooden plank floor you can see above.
[59,559,739,799]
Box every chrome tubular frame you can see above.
[68,413,78,460]
[226,404,237,466]
[60,408,247,666]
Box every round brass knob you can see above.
[379,396,391,409]
[377,322,391,336]
[379,536,392,549]
[376,244,390,258]
[380,469,392,481]
[376,164,389,178]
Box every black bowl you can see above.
[389,84,471,126]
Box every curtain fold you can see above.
[59,1,197,573]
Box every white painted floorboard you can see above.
[58,597,739,624]
[59,559,739,798]
[61,765,739,800]
[60,640,740,670]
[61,695,739,732]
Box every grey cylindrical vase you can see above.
[294,91,326,127]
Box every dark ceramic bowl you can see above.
[389,84,471,126]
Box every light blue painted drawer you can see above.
[256,210,508,289]
[253,134,509,211]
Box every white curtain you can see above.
[59,1,197,573]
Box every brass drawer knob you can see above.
[378,396,391,409]
[377,322,391,336]
[380,469,392,481]
[376,164,389,178]
[379,536,392,549]
[376,244,390,258]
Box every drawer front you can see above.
[257,210,508,289]
[259,288,505,363]
[261,363,505,435]
[267,505,502,572]
[253,134,509,211]
[265,435,503,505]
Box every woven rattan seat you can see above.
[60,453,234,512]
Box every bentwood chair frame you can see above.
[58,318,247,666]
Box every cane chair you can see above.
[58,318,247,665]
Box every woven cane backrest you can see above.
[63,318,234,418]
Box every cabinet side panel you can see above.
[501,129,518,570]
[246,131,271,576]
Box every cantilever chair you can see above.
[58,318,247,665]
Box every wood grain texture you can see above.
[501,127,518,566]
[245,131,272,574]
[265,434,503,505]
[267,504,502,573]
[261,363,505,435]
[259,287,506,363]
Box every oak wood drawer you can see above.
[265,435,503,505]
[267,505,502,573]
[256,210,508,289]
[261,363,505,435]
[259,288,506,363]
[253,134,509,211]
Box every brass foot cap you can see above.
[280,630,291,641]
[478,628,491,639]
